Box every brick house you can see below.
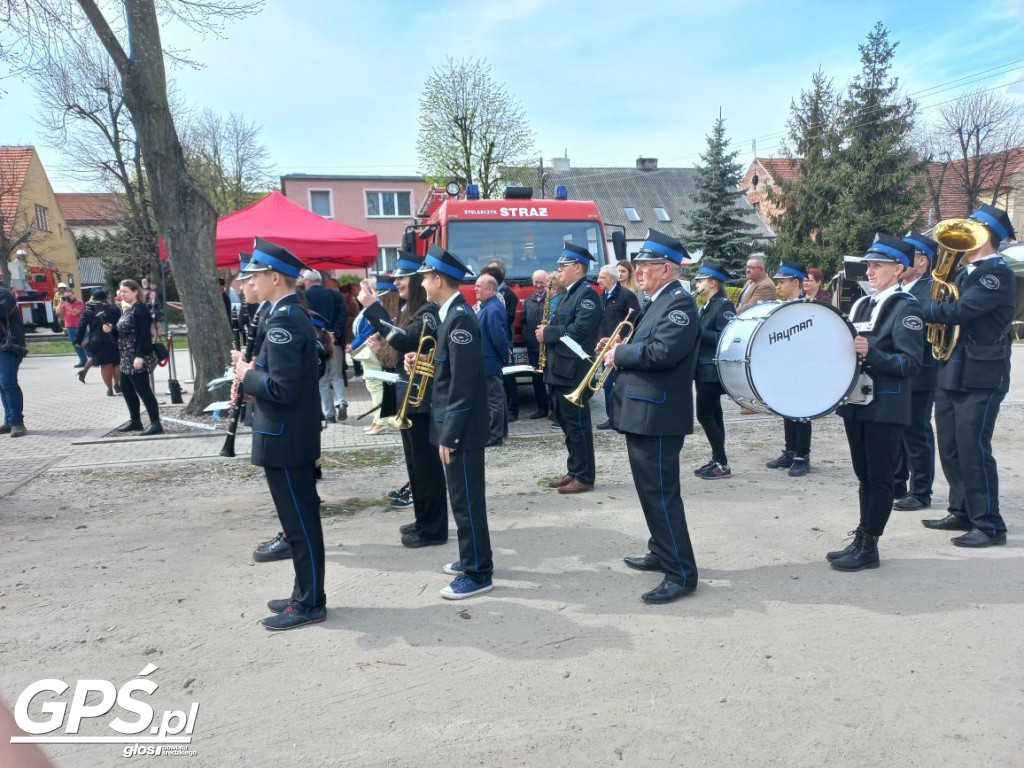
[740,157,802,233]
[279,174,431,273]
[921,148,1024,235]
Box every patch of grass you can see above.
[321,449,400,469]
[321,497,386,517]
[28,340,75,354]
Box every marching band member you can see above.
[536,242,603,494]
[415,245,494,599]
[692,260,736,480]
[360,252,449,548]
[605,230,701,604]
[829,234,924,571]
[234,238,326,630]
[764,261,813,477]
[892,230,939,512]
[921,204,1016,547]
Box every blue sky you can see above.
[2,0,1022,191]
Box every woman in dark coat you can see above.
[105,279,162,435]
[692,261,737,480]
[75,288,121,395]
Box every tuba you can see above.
[387,327,436,430]
[928,218,989,361]
[564,309,636,407]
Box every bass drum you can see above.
[715,299,859,420]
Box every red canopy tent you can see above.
[160,191,379,270]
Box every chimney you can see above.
[636,157,658,171]
[551,156,570,171]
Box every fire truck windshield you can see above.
[446,220,606,283]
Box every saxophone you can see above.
[536,277,555,372]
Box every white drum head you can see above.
[747,302,857,419]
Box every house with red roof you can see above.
[740,158,802,233]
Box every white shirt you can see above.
[965,253,1001,275]
[438,291,461,322]
[866,282,902,324]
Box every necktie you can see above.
[859,299,876,323]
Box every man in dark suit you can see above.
[892,230,939,512]
[475,273,511,446]
[234,238,325,630]
[521,269,551,418]
[414,245,494,599]
[484,260,520,422]
[536,242,603,494]
[922,204,1016,548]
[829,234,924,571]
[303,268,348,421]
[596,264,641,430]
[604,229,701,604]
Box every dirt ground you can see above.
[1,404,1022,768]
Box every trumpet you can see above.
[928,218,989,361]
[564,309,636,407]
[387,328,436,430]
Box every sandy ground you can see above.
[1,401,1023,767]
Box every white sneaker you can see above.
[440,574,493,600]
[442,561,464,575]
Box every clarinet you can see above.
[220,306,260,458]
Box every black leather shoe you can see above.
[261,603,326,631]
[116,421,143,432]
[253,533,292,563]
[596,420,612,430]
[401,532,447,549]
[787,457,810,477]
[623,554,663,572]
[893,495,929,511]
[921,514,972,531]
[267,598,294,614]
[399,522,418,536]
[642,579,696,604]
[529,410,548,419]
[765,450,795,469]
[951,529,1006,548]
[140,423,163,436]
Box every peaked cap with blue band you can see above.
[372,271,397,293]
[417,244,473,281]
[634,228,689,264]
[391,250,424,277]
[695,260,733,283]
[863,233,913,267]
[557,241,595,266]
[239,251,252,270]
[902,230,938,261]
[969,203,1015,242]
[307,310,327,329]
[773,260,808,280]
[241,237,310,278]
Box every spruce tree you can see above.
[685,115,760,274]
[770,68,844,272]
[831,22,924,256]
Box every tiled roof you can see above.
[55,192,123,224]
[757,157,802,185]
[76,257,106,286]
[920,148,1024,223]
[0,146,35,237]
[546,165,772,242]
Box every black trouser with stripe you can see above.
[264,465,325,611]
[893,388,935,502]
[401,413,448,541]
[843,417,903,537]
[551,385,596,485]
[443,447,493,581]
[625,433,698,586]
[695,381,728,466]
[783,418,811,458]
[934,388,1007,536]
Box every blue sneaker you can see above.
[440,574,493,600]
[442,561,464,575]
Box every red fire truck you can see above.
[7,261,64,332]
[406,184,625,365]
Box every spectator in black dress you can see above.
[106,279,162,435]
[75,289,122,396]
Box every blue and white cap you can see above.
[773,260,808,280]
[373,271,397,293]
[556,241,595,266]
[417,244,473,281]
[864,233,913,267]
[241,237,310,278]
[969,203,1015,243]
[239,251,252,270]
[902,230,938,261]
[634,229,689,264]
[391,251,424,278]
[695,260,732,283]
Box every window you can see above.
[752,202,760,214]
[623,207,641,222]
[653,207,671,222]
[366,191,412,218]
[378,247,400,271]
[35,205,50,231]
[446,220,606,280]
[309,190,332,217]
